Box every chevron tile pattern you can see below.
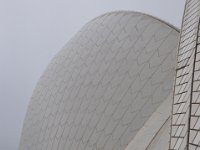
[19,11,179,150]
[169,0,200,149]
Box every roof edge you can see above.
[89,10,180,33]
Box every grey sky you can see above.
[0,0,184,149]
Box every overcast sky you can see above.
[0,0,185,149]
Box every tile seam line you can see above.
[146,116,170,150]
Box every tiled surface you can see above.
[19,11,179,150]
[125,93,172,150]
[170,0,200,149]
[189,17,200,150]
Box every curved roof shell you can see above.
[19,11,179,150]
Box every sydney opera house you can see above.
[19,0,200,149]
